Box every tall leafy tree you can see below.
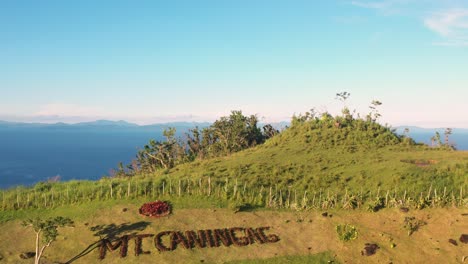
[136,127,187,173]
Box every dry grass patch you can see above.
[0,206,466,263]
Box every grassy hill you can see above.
[1,113,467,213]
[0,112,467,263]
[158,119,467,193]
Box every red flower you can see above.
[139,201,171,217]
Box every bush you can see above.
[403,216,426,236]
[336,224,358,241]
[367,197,385,212]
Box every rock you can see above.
[399,207,409,213]
[448,239,458,246]
[361,243,379,256]
[19,252,35,259]
[460,234,468,244]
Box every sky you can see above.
[1,0,467,127]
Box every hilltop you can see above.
[143,111,467,197]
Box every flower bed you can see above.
[139,201,171,217]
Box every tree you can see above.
[186,126,203,159]
[335,91,351,103]
[205,110,263,156]
[403,128,410,137]
[22,217,74,264]
[262,124,279,139]
[434,131,442,147]
[444,128,452,146]
[430,135,436,147]
[136,128,188,173]
[368,100,382,122]
[402,128,412,145]
[117,110,277,175]
[336,92,352,120]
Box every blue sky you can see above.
[1,0,467,127]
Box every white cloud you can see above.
[351,1,468,46]
[29,103,216,124]
[34,103,106,117]
[424,9,468,46]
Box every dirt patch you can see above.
[361,243,379,256]
[399,207,409,213]
[19,252,35,259]
[460,234,468,244]
[400,159,438,167]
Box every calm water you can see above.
[0,127,168,189]
[408,133,468,150]
[0,126,467,189]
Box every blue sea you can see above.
[0,125,467,189]
[0,126,175,189]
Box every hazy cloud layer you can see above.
[34,103,107,117]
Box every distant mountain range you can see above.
[0,120,290,130]
[395,126,468,134]
[2,120,467,133]
[0,120,211,130]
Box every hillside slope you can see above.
[153,117,468,196]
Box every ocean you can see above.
[0,126,169,189]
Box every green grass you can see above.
[1,117,467,216]
[0,195,226,223]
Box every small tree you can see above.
[368,100,382,122]
[336,92,352,120]
[434,131,442,147]
[403,128,410,137]
[444,128,452,146]
[22,216,74,264]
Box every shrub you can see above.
[367,197,385,212]
[336,224,358,241]
[403,216,426,236]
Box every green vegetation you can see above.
[403,216,426,236]
[114,110,277,176]
[1,94,467,217]
[22,216,74,264]
[335,224,358,242]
